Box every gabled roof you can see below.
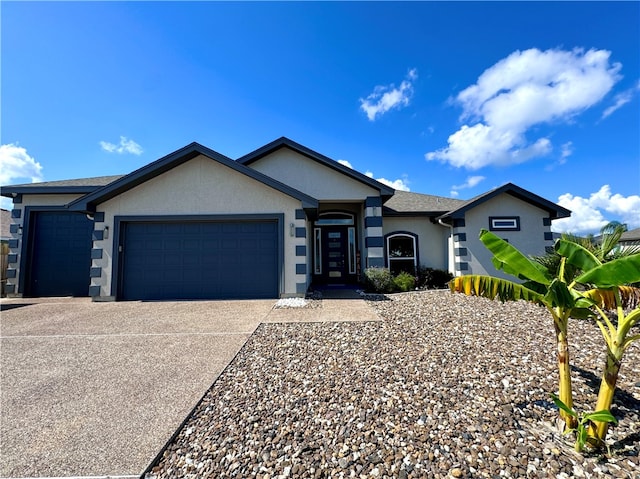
[383,191,465,216]
[1,175,124,197]
[237,137,396,199]
[439,182,571,220]
[68,142,318,213]
[620,227,640,243]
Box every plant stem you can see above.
[554,320,576,430]
[589,347,621,442]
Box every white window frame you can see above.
[386,233,417,273]
[489,216,520,231]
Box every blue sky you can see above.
[2,1,639,234]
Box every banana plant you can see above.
[451,230,640,443]
[558,248,640,444]
[550,394,618,452]
[450,230,595,430]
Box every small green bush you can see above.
[363,267,395,293]
[417,266,454,289]
[393,271,416,292]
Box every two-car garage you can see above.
[117,219,281,301]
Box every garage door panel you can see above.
[28,211,93,297]
[121,220,279,300]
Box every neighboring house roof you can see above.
[439,182,571,220]
[383,191,465,216]
[1,175,124,197]
[1,208,11,241]
[620,227,640,243]
[237,137,396,199]
[67,142,319,213]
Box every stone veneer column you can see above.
[452,218,468,276]
[293,209,308,296]
[88,212,108,299]
[364,196,384,268]
[5,195,23,296]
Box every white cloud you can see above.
[360,69,418,121]
[365,170,410,191]
[545,141,574,172]
[601,80,640,119]
[100,136,143,155]
[426,48,622,170]
[0,143,44,209]
[559,141,573,164]
[338,158,410,191]
[0,144,43,186]
[450,175,486,196]
[552,185,640,234]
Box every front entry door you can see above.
[322,226,348,283]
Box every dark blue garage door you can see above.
[120,220,280,300]
[28,211,93,297]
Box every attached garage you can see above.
[117,218,281,300]
[25,210,93,297]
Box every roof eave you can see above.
[439,183,571,220]
[1,185,103,198]
[67,142,319,213]
[383,210,448,217]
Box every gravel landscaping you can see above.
[145,291,639,478]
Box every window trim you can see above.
[489,216,520,231]
[384,231,419,274]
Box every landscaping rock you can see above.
[145,291,639,478]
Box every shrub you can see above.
[363,267,395,293]
[417,266,453,289]
[393,271,416,292]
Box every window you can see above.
[348,227,356,274]
[315,212,354,226]
[386,233,417,276]
[314,228,322,274]
[489,216,520,231]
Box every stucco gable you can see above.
[67,142,318,213]
[238,137,395,199]
[439,182,571,220]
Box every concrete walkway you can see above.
[0,293,378,478]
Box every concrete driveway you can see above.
[0,298,276,478]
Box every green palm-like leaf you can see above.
[575,254,640,288]
[555,239,602,272]
[479,229,552,285]
[599,225,625,259]
[544,278,575,309]
[584,410,618,424]
[550,394,577,417]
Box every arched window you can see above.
[386,233,418,276]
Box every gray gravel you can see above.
[145,291,639,478]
